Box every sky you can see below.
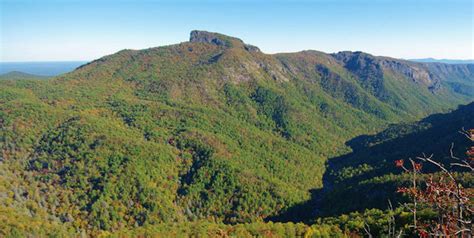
[0,0,473,62]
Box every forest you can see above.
[0,31,473,237]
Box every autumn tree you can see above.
[396,129,473,237]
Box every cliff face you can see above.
[189,30,236,47]
[424,63,474,81]
[333,51,435,90]
[332,51,474,95]
[189,30,261,53]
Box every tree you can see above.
[396,128,473,237]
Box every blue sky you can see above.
[1,0,472,61]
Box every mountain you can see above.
[0,30,473,236]
[410,58,474,64]
[0,71,50,80]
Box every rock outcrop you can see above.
[190,30,260,52]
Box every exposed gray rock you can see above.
[190,30,231,47]
[244,44,260,53]
[332,51,445,93]
[190,30,261,52]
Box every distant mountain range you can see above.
[410,58,474,64]
[0,61,87,76]
[0,71,50,80]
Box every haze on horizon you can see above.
[1,0,473,62]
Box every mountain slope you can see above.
[0,30,473,235]
[318,102,474,216]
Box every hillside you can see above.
[270,102,474,222]
[0,30,473,236]
[318,102,474,215]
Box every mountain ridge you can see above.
[0,71,50,80]
[63,31,473,120]
[410,58,474,64]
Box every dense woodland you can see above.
[0,31,473,237]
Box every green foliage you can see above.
[252,86,292,137]
[109,221,346,237]
[318,103,474,216]
[0,31,472,236]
